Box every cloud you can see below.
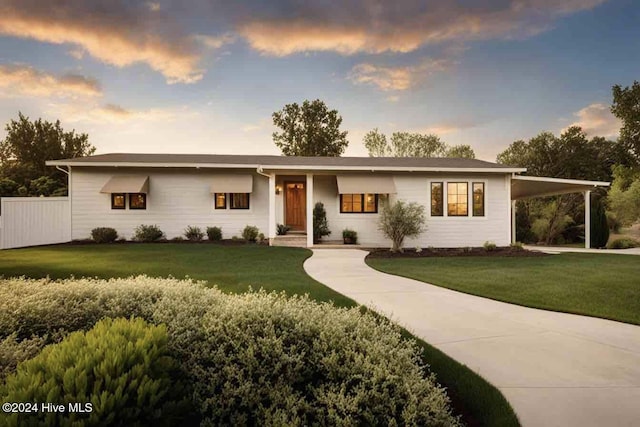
[237,0,606,56]
[0,0,204,84]
[566,103,621,137]
[193,33,236,50]
[0,64,102,98]
[349,57,455,91]
[47,102,189,124]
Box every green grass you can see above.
[0,243,519,426]
[367,253,640,326]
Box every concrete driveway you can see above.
[304,249,640,427]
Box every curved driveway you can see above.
[304,249,640,427]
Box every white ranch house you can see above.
[0,154,609,249]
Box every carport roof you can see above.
[511,175,609,200]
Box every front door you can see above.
[285,182,306,231]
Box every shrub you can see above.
[0,334,46,380]
[134,224,164,242]
[257,232,265,244]
[378,200,426,252]
[313,202,331,243]
[0,318,192,426]
[276,223,290,236]
[342,228,358,244]
[206,226,222,241]
[590,196,609,248]
[154,290,461,426]
[483,241,497,251]
[510,241,524,251]
[91,227,118,243]
[607,238,640,249]
[171,236,185,242]
[184,225,204,242]
[242,225,259,242]
[606,211,622,233]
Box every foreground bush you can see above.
[607,237,640,249]
[184,225,204,241]
[242,225,259,242]
[90,227,118,243]
[0,277,460,426]
[206,226,222,241]
[134,224,164,242]
[0,318,191,426]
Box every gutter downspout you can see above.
[56,166,72,243]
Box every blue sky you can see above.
[0,0,637,161]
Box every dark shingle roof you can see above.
[49,153,521,170]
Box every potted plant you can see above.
[342,229,358,245]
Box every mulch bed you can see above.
[366,247,548,258]
[68,239,266,246]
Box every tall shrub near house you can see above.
[313,202,331,243]
[590,195,609,248]
[378,200,426,252]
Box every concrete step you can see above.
[272,235,308,248]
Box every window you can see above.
[431,182,443,216]
[447,182,468,216]
[340,194,378,213]
[473,182,485,216]
[214,193,226,209]
[230,193,250,209]
[129,193,147,210]
[111,193,125,210]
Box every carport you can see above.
[511,175,610,248]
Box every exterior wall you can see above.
[0,197,71,249]
[71,167,269,240]
[313,173,511,248]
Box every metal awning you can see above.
[336,175,397,194]
[511,175,609,200]
[210,174,253,193]
[100,176,149,193]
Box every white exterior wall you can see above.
[0,197,71,249]
[71,168,269,240]
[313,173,511,248]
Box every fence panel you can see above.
[0,197,70,249]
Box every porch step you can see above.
[272,234,308,248]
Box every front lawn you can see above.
[367,253,640,325]
[0,243,519,426]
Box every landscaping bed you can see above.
[367,246,548,258]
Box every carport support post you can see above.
[511,200,517,244]
[584,190,591,249]
[268,173,276,245]
[306,174,313,248]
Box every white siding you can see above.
[71,168,269,240]
[313,173,510,248]
[0,197,71,249]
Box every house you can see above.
[44,153,609,248]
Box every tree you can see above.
[272,100,348,156]
[0,112,95,196]
[445,144,476,159]
[607,165,640,226]
[378,200,426,252]
[363,128,389,157]
[590,195,609,248]
[612,81,640,162]
[363,130,475,158]
[312,202,331,243]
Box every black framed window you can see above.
[129,193,147,210]
[473,182,485,216]
[230,193,250,209]
[431,182,443,216]
[111,193,125,210]
[340,194,378,213]
[214,193,227,209]
[447,182,468,216]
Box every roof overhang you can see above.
[46,160,525,174]
[511,175,609,200]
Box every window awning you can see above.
[336,175,396,194]
[210,174,253,194]
[100,176,149,193]
[511,175,609,200]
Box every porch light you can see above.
[275,185,282,195]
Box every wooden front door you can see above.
[285,182,306,231]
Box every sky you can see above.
[0,0,638,162]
